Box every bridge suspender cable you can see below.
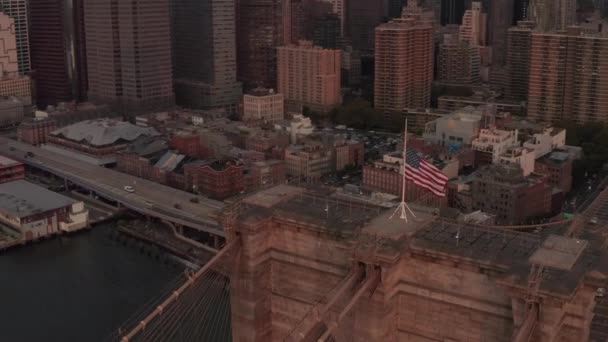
[120,239,239,342]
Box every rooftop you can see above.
[241,186,384,237]
[51,119,160,146]
[0,155,20,168]
[0,180,77,218]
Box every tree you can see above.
[556,120,608,187]
[329,99,383,129]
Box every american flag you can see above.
[404,150,448,197]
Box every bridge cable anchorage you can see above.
[119,239,239,342]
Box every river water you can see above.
[0,222,184,342]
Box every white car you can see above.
[123,186,135,193]
[590,217,599,225]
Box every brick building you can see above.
[241,88,285,125]
[0,155,24,184]
[527,27,608,124]
[335,140,364,171]
[17,117,57,145]
[244,130,290,156]
[284,144,333,181]
[246,159,286,190]
[170,132,201,158]
[535,151,573,193]
[471,163,552,225]
[184,160,244,200]
[277,41,341,113]
[374,14,434,114]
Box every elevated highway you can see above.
[0,137,225,237]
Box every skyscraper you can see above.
[527,28,608,124]
[0,12,31,107]
[374,10,434,112]
[171,0,242,113]
[487,0,514,66]
[83,0,174,109]
[0,0,29,73]
[528,0,576,32]
[236,0,290,89]
[506,21,535,102]
[277,41,341,112]
[29,0,88,107]
[313,14,341,49]
[348,0,385,54]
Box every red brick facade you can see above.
[0,159,25,184]
[17,118,57,146]
[535,157,573,193]
[116,153,185,190]
[184,161,244,200]
[170,133,200,158]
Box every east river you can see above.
[0,222,183,342]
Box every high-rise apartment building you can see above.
[171,0,242,113]
[437,34,480,84]
[348,0,385,54]
[506,21,535,102]
[29,0,87,107]
[313,14,341,49]
[83,0,174,109]
[459,1,486,46]
[487,0,514,66]
[0,12,30,107]
[528,27,608,124]
[237,0,290,89]
[277,41,341,113]
[0,0,29,73]
[374,13,434,112]
[528,0,576,32]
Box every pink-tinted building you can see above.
[83,0,174,109]
[277,41,341,113]
[374,11,434,113]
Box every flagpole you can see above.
[390,119,416,221]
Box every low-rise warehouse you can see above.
[0,180,89,240]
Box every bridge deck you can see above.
[0,137,224,236]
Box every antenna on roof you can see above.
[389,119,417,223]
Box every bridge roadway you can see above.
[0,137,225,237]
